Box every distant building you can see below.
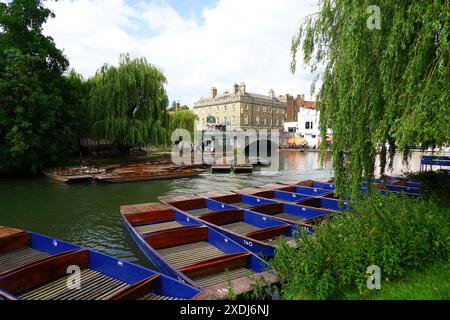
[278,94,316,122]
[193,83,287,132]
[282,97,331,148]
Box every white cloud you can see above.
[43,0,318,105]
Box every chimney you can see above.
[239,82,246,94]
[233,83,239,94]
[211,87,217,98]
[268,89,275,98]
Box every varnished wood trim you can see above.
[250,203,284,215]
[124,209,176,226]
[0,249,89,295]
[104,274,160,300]
[180,253,251,278]
[143,226,209,250]
[209,194,242,204]
[245,225,290,241]
[167,198,207,211]
[199,210,244,226]
[0,232,30,254]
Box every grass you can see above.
[343,261,450,300]
[281,260,449,300]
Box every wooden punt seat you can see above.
[138,293,184,300]
[157,241,226,269]
[192,267,255,288]
[0,247,50,274]
[230,202,253,209]
[19,268,129,300]
[220,222,260,235]
[187,208,212,216]
[134,221,182,235]
[272,212,307,223]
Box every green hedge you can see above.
[271,193,449,299]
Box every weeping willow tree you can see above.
[291,1,450,196]
[169,109,198,139]
[88,54,169,148]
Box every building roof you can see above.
[303,100,316,109]
[194,87,285,108]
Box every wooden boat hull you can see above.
[96,169,205,183]
[43,170,93,183]
[233,167,253,174]
[121,204,277,298]
[211,165,232,174]
[0,228,201,300]
[158,197,305,257]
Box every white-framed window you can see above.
[256,106,260,112]
[262,107,266,113]
[276,119,279,126]
[244,115,249,125]
[270,118,273,126]
[256,116,260,125]
[223,105,227,111]
[232,104,236,111]
[223,116,227,124]
[245,105,249,111]
[232,116,236,125]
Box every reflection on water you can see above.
[0,150,433,267]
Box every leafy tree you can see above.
[169,109,198,139]
[291,1,450,196]
[0,0,81,174]
[88,54,169,148]
[168,101,190,112]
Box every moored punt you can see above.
[0,248,201,300]
[297,192,349,211]
[194,209,305,257]
[232,162,253,174]
[256,183,332,197]
[95,168,206,183]
[211,157,233,174]
[120,203,277,299]
[250,202,334,226]
[232,187,318,205]
[158,196,307,256]
[0,227,80,276]
[159,195,240,217]
[282,179,420,197]
[197,192,274,210]
[42,169,94,183]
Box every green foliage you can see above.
[342,261,450,300]
[0,0,82,174]
[88,54,169,147]
[168,101,189,112]
[408,170,450,207]
[271,194,449,299]
[291,1,450,196]
[169,109,198,139]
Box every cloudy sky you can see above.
[41,0,318,105]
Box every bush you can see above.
[271,193,449,299]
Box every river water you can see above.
[0,150,433,268]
